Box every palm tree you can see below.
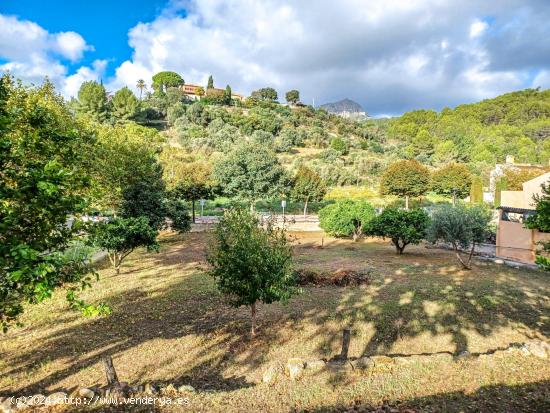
[136,79,146,100]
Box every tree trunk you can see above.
[340,329,351,360]
[103,356,119,386]
[250,302,257,337]
[466,242,476,268]
[192,199,196,223]
[453,243,472,270]
[303,197,309,218]
[452,193,457,206]
[405,195,410,210]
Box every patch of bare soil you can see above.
[295,268,371,286]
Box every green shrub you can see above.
[318,200,376,241]
[367,208,430,254]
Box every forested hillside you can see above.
[152,85,550,193]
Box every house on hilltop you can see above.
[180,84,245,102]
[496,171,550,264]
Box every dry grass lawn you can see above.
[0,230,549,412]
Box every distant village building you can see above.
[180,84,245,102]
[496,171,550,264]
[489,155,546,192]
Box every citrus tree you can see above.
[207,209,297,336]
[367,208,430,254]
[319,200,376,241]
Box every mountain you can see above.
[320,98,367,119]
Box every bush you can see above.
[318,200,376,241]
[368,208,430,254]
[88,217,159,274]
[427,204,491,269]
[330,136,349,155]
[207,209,297,336]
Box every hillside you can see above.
[153,88,550,194]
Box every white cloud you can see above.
[61,59,108,97]
[2,1,550,113]
[0,14,95,96]
[469,19,488,38]
[54,31,93,62]
[105,0,545,114]
[533,70,550,89]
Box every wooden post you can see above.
[339,329,350,360]
[103,356,119,386]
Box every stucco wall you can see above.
[496,212,550,264]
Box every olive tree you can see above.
[367,208,430,254]
[319,200,376,241]
[207,209,297,336]
[427,204,492,270]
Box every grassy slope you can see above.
[0,231,549,412]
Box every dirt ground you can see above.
[0,230,549,412]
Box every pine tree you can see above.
[207,75,214,89]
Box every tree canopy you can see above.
[207,209,297,335]
[380,160,430,208]
[213,142,289,207]
[291,166,326,216]
[112,86,139,121]
[152,71,184,94]
[0,76,95,330]
[285,90,300,104]
[77,80,108,122]
[367,208,430,254]
[431,163,472,203]
[319,200,376,241]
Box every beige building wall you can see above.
[496,171,550,264]
[496,214,536,263]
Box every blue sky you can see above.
[1,0,550,116]
[0,0,167,77]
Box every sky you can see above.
[1,0,550,116]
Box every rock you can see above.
[285,358,305,380]
[457,350,471,359]
[325,360,353,373]
[78,387,95,399]
[45,392,67,406]
[144,383,158,395]
[525,341,550,358]
[130,384,144,394]
[177,385,196,393]
[350,357,372,371]
[163,383,177,394]
[262,364,281,384]
[304,359,326,371]
[494,259,504,264]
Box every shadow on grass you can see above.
[302,379,550,413]
[0,232,548,398]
